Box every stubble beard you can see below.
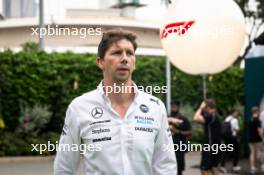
[113,71,131,84]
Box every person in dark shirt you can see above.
[248,106,264,173]
[168,100,192,175]
[220,110,241,173]
[193,99,221,175]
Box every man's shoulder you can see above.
[213,112,221,121]
[260,111,264,119]
[69,89,99,108]
[138,91,164,107]
[203,112,220,124]
[225,115,232,122]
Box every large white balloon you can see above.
[160,0,246,75]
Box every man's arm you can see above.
[168,117,183,126]
[258,127,264,141]
[169,118,192,137]
[256,119,264,142]
[193,101,206,123]
[233,119,240,135]
[180,118,192,138]
[152,102,177,175]
[260,111,264,128]
[168,117,183,134]
[54,105,81,175]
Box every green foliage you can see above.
[171,67,203,106]
[0,49,245,155]
[207,67,244,116]
[134,57,166,100]
[0,116,5,129]
[0,50,102,132]
[0,49,244,128]
[0,132,60,156]
[21,42,40,52]
[17,105,51,137]
[180,104,203,143]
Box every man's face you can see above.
[232,111,238,118]
[171,105,179,113]
[202,106,210,114]
[97,39,136,83]
[253,111,260,118]
[171,104,180,117]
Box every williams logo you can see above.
[139,104,149,113]
[135,116,154,125]
[160,21,195,39]
[91,107,103,119]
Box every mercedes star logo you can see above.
[91,107,103,119]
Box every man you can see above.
[168,100,191,175]
[193,99,221,175]
[220,110,241,173]
[260,108,264,172]
[248,106,264,173]
[260,109,264,130]
[54,29,177,175]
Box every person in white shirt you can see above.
[259,109,264,172]
[225,111,240,137]
[259,110,264,130]
[220,109,241,173]
[53,29,177,175]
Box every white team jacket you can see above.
[54,82,177,175]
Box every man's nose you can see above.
[120,52,128,64]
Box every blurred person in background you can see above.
[220,109,241,173]
[168,100,192,175]
[259,96,264,170]
[193,99,221,175]
[248,106,264,174]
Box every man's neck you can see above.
[103,79,135,105]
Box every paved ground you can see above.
[0,152,262,175]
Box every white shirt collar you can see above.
[97,80,140,104]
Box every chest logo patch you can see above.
[135,116,154,125]
[139,104,149,113]
[91,107,103,119]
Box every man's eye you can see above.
[127,51,134,56]
[112,51,121,55]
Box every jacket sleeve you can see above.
[152,101,177,175]
[54,105,81,175]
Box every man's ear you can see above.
[96,57,104,70]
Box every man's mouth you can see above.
[117,67,129,72]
